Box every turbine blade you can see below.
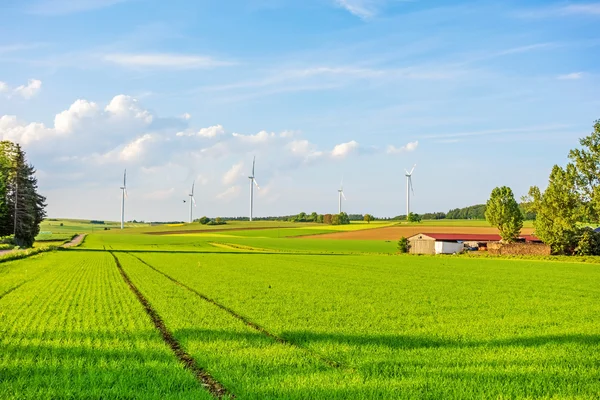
[341,191,347,201]
[252,156,256,176]
[409,164,416,175]
[191,181,195,196]
[409,177,414,195]
[254,179,260,189]
[124,169,127,187]
[192,196,196,206]
[124,189,128,199]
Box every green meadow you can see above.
[2,220,599,399]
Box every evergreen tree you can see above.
[0,142,46,247]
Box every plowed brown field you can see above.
[301,226,535,240]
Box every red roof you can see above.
[411,233,541,242]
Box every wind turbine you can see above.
[405,164,416,219]
[120,169,127,229]
[188,181,196,223]
[248,156,260,221]
[338,177,346,214]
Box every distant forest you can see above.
[395,204,536,221]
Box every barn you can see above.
[407,233,542,255]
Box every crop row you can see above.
[132,252,600,399]
[0,252,211,399]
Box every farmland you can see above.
[2,221,600,398]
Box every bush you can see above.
[398,237,410,253]
[575,227,600,256]
[408,212,422,223]
[199,216,210,225]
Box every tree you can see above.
[398,237,410,253]
[364,214,374,223]
[524,165,581,254]
[0,144,47,247]
[485,186,523,243]
[316,214,324,224]
[199,216,210,225]
[297,212,307,222]
[331,214,341,225]
[407,212,422,223]
[568,119,600,222]
[338,212,350,225]
[323,214,333,224]
[309,212,318,222]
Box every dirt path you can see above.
[62,234,86,248]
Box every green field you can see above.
[2,221,600,398]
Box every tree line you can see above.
[0,141,46,248]
[482,119,600,255]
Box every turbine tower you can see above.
[248,156,260,221]
[405,164,416,219]
[120,169,127,229]
[338,177,346,214]
[188,181,196,223]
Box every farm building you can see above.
[407,233,542,255]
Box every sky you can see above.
[0,0,599,221]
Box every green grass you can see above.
[3,220,600,398]
[0,252,211,399]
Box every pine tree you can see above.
[0,142,46,247]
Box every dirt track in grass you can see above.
[299,226,535,240]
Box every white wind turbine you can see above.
[338,177,347,214]
[248,156,260,221]
[187,181,196,223]
[405,164,416,219]
[120,169,127,229]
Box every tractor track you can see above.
[128,252,346,370]
[110,252,233,399]
[0,281,29,301]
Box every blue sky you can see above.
[0,0,599,221]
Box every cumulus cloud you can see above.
[177,124,225,138]
[1,79,42,99]
[0,115,57,145]
[105,95,153,124]
[54,99,100,133]
[386,141,419,154]
[120,134,156,161]
[331,140,360,158]
[13,79,42,99]
[232,130,276,143]
[222,162,245,185]
[216,185,241,201]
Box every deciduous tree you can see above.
[485,186,523,243]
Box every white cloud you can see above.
[558,72,584,80]
[216,186,241,201]
[103,53,234,69]
[105,95,153,124]
[386,141,419,154]
[232,130,276,143]
[331,140,360,158]
[222,162,245,185]
[13,79,42,99]
[54,99,100,133]
[2,79,43,99]
[181,113,192,120]
[177,124,225,138]
[335,0,376,19]
[287,140,314,156]
[120,134,156,161]
[519,3,600,18]
[0,115,57,144]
